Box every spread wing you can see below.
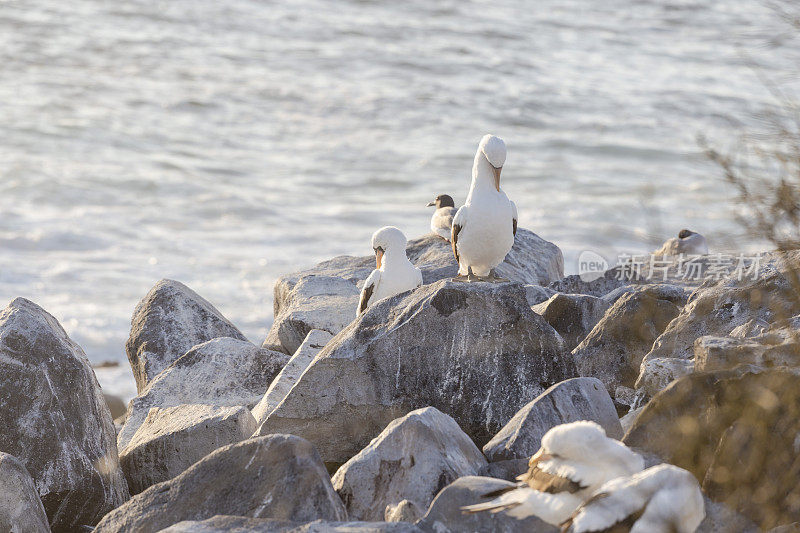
[452,206,467,264]
[511,200,518,237]
[560,478,648,533]
[357,270,380,316]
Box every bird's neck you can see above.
[381,248,410,270]
[466,155,500,202]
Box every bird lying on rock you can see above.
[357,226,422,316]
[452,134,518,283]
[427,194,457,241]
[561,464,705,533]
[653,229,709,257]
[462,421,644,526]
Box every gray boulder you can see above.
[264,229,564,354]
[331,407,487,522]
[384,500,423,523]
[94,435,346,533]
[532,293,609,350]
[693,334,800,373]
[118,337,289,450]
[416,476,558,533]
[0,452,50,533]
[127,279,248,392]
[252,329,333,425]
[0,298,129,532]
[161,516,423,532]
[120,404,257,494]
[634,357,694,398]
[572,287,681,393]
[698,498,760,533]
[256,280,574,465]
[482,377,622,463]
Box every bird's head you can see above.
[478,134,506,191]
[678,229,695,239]
[371,226,407,269]
[427,194,455,208]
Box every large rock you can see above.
[127,279,248,392]
[643,253,800,365]
[0,452,50,533]
[571,287,681,393]
[256,280,574,464]
[264,229,564,354]
[331,407,487,522]
[532,293,609,351]
[416,476,558,533]
[482,377,622,463]
[698,497,760,533]
[634,356,694,398]
[118,337,289,450]
[120,404,257,494]
[161,516,424,532]
[624,369,800,529]
[252,329,333,425]
[693,334,800,373]
[94,435,346,533]
[0,298,129,532]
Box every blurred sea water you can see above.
[1,0,797,397]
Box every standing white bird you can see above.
[561,464,705,533]
[462,421,644,526]
[427,194,457,241]
[653,229,709,257]
[452,134,517,282]
[357,226,423,316]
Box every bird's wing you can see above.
[561,478,649,533]
[519,464,586,495]
[357,270,381,315]
[463,487,582,525]
[511,200,518,237]
[452,206,467,264]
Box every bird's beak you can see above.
[492,166,502,192]
[375,248,384,269]
[528,449,553,467]
[427,202,435,207]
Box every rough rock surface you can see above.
[264,229,564,354]
[548,268,630,298]
[252,329,333,425]
[572,287,681,393]
[624,369,800,529]
[384,500,423,523]
[644,253,800,364]
[118,337,289,450]
[331,407,487,522]
[0,452,51,533]
[94,435,346,533]
[416,476,559,533]
[698,497,760,533]
[693,334,800,373]
[126,279,248,392]
[634,357,694,397]
[161,516,424,532]
[532,293,609,351]
[483,377,622,463]
[120,404,257,494]
[256,280,574,464]
[0,298,129,532]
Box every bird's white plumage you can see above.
[357,226,422,316]
[464,487,584,525]
[431,206,457,240]
[453,134,516,277]
[565,464,705,533]
[654,230,709,257]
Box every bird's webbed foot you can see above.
[452,268,482,283]
[484,269,510,283]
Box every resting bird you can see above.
[427,194,457,241]
[561,464,705,533]
[462,421,644,526]
[452,134,517,282]
[357,226,422,316]
[653,229,709,257]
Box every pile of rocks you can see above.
[1,229,798,532]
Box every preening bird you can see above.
[427,194,457,241]
[653,229,709,257]
[561,464,705,533]
[357,226,422,316]
[452,134,517,282]
[462,421,644,526]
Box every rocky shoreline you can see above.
[1,228,798,532]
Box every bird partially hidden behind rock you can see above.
[427,194,458,241]
[452,134,518,283]
[560,464,705,533]
[461,421,644,526]
[357,226,423,316]
[653,229,709,257]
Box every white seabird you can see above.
[462,421,644,526]
[654,229,709,257]
[357,226,423,316]
[427,194,457,241]
[452,134,517,282]
[561,464,705,533]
